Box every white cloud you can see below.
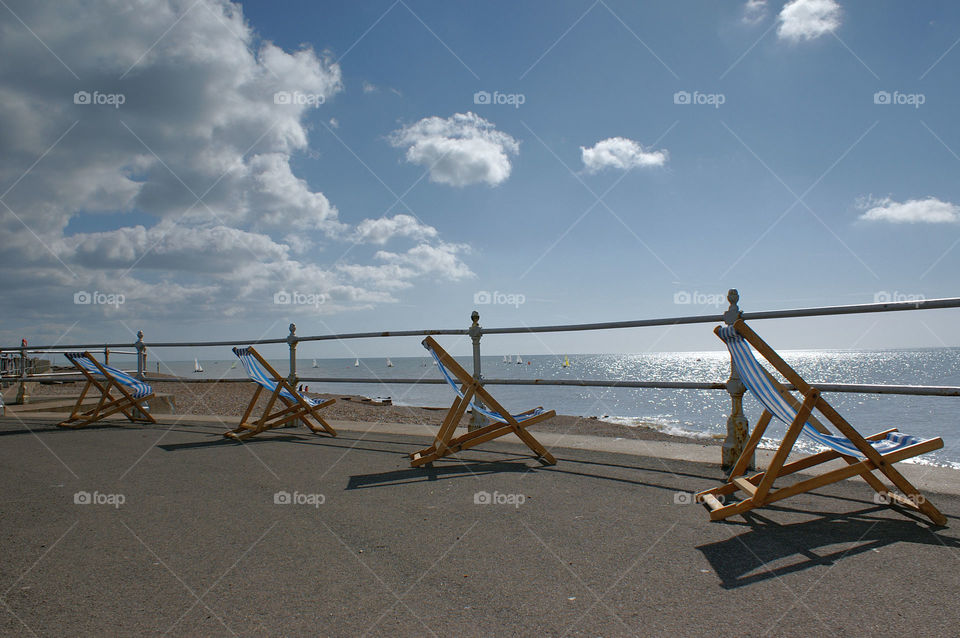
[858,196,960,224]
[777,0,841,41]
[362,81,378,93]
[743,0,768,24]
[389,112,519,187]
[353,214,438,245]
[0,0,473,329]
[580,137,668,173]
[375,242,474,280]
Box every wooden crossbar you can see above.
[224,346,336,441]
[409,337,557,467]
[58,352,157,429]
[696,321,947,526]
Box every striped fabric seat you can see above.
[65,352,152,398]
[717,326,928,457]
[233,347,325,407]
[424,343,544,424]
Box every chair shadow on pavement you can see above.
[347,457,537,489]
[697,506,960,589]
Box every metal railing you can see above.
[4,289,960,469]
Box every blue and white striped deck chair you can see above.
[409,336,557,467]
[225,346,336,441]
[58,351,156,428]
[696,320,946,525]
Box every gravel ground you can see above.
[29,379,721,445]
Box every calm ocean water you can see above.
[158,349,960,468]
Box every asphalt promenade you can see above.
[1,414,959,637]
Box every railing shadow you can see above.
[347,458,535,489]
[697,506,960,589]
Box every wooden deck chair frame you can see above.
[225,346,336,441]
[58,352,157,428]
[409,336,557,467]
[697,320,946,526]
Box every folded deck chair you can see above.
[409,336,556,467]
[225,346,336,441]
[58,352,156,428]
[696,320,946,526]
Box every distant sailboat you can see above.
[516,355,523,364]
[194,357,203,373]
[562,355,570,368]
[386,358,394,367]
[354,358,360,367]
[312,359,319,368]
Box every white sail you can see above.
[354,358,360,367]
[516,355,522,364]
[312,359,319,368]
[194,357,203,373]
[386,358,394,367]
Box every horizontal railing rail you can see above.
[5,289,958,470]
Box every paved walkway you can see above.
[1,415,959,637]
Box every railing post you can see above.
[135,330,145,380]
[721,289,752,472]
[468,310,489,432]
[15,338,28,405]
[287,323,298,386]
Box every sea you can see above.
[155,349,960,468]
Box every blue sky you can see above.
[1,0,959,358]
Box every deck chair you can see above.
[58,352,156,428]
[225,346,336,441]
[409,336,557,467]
[696,320,946,526]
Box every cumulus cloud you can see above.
[858,196,960,224]
[580,137,668,173]
[352,214,438,245]
[389,112,519,187]
[743,0,768,24]
[777,0,841,41]
[0,0,473,332]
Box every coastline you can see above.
[28,379,721,446]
